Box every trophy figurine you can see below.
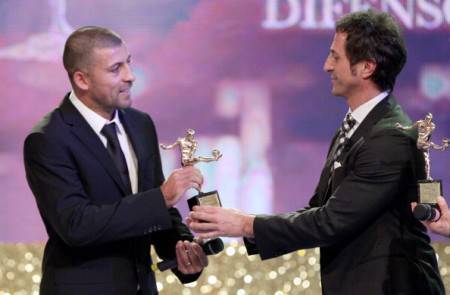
[160,128,223,211]
[396,113,449,220]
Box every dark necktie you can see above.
[101,122,131,193]
[332,113,357,164]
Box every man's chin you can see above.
[118,96,132,109]
[331,88,344,98]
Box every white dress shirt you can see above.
[345,91,389,138]
[69,91,138,194]
[332,91,389,170]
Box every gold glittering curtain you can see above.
[1,241,450,295]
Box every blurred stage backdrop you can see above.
[0,0,449,294]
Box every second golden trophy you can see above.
[397,113,449,220]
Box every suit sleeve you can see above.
[23,131,173,248]
[152,207,202,283]
[251,130,415,260]
[244,135,335,255]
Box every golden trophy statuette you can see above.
[160,128,223,210]
[396,113,449,204]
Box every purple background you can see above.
[0,0,449,242]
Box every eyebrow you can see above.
[108,54,132,69]
[329,49,339,57]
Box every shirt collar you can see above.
[69,91,123,135]
[347,91,389,125]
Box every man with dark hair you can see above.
[62,26,123,79]
[334,10,407,92]
[188,10,444,294]
[24,26,208,295]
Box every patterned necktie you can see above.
[101,122,131,192]
[332,113,356,163]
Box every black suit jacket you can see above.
[245,96,444,294]
[24,94,199,295]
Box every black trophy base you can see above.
[418,180,442,204]
[187,191,224,252]
[188,190,222,211]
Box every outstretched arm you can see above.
[395,121,416,131]
[160,140,180,150]
[429,138,449,151]
[190,130,417,260]
[195,149,222,163]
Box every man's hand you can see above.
[187,206,255,239]
[412,196,450,237]
[161,166,203,208]
[175,240,208,274]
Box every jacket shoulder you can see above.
[27,107,67,138]
[371,101,416,141]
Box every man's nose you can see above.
[123,64,136,82]
[323,57,333,73]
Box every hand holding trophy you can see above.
[160,128,222,208]
[396,113,449,221]
[160,129,224,251]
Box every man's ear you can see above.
[72,70,89,91]
[361,59,377,80]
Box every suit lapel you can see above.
[315,130,341,206]
[345,96,392,154]
[59,95,129,195]
[325,130,341,168]
[320,95,395,205]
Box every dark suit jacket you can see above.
[24,94,200,295]
[245,96,444,294]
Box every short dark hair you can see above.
[336,9,407,92]
[63,26,123,80]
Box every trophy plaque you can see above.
[396,113,449,204]
[160,128,223,210]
